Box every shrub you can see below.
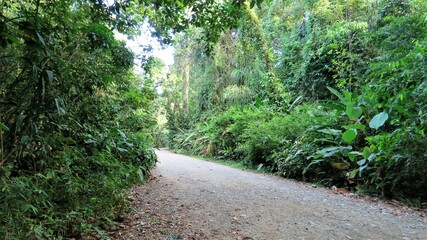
[237,104,318,171]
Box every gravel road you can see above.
[112,149,427,240]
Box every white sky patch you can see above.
[104,1,174,66]
[115,23,175,66]
[105,0,115,6]
[154,46,175,66]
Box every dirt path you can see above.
[112,149,427,240]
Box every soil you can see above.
[110,149,427,240]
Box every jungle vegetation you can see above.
[1,0,426,238]
[160,0,427,208]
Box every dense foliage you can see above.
[0,0,250,238]
[161,0,427,206]
[0,1,157,238]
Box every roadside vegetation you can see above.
[159,0,427,208]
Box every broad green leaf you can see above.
[346,103,363,121]
[326,86,345,102]
[315,146,352,158]
[369,112,389,130]
[342,129,357,143]
[348,169,358,178]
[343,124,366,130]
[344,91,352,103]
[348,151,363,161]
[321,103,345,111]
[317,128,342,136]
[348,153,356,161]
[362,147,371,159]
[340,147,351,156]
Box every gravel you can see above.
[111,149,427,240]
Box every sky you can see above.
[106,0,175,66]
[115,29,175,66]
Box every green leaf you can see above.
[54,97,66,114]
[362,147,371,159]
[314,146,352,158]
[321,103,345,111]
[0,123,9,132]
[303,159,325,174]
[343,124,366,130]
[369,112,389,130]
[357,159,366,166]
[117,147,128,152]
[317,128,342,136]
[21,135,31,144]
[344,91,352,103]
[21,204,38,214]
[346,104,363,121]
[348,169,358,178]
[250,0,256,8]
[288,96,303,111]
[36,31,46,46]
[118,129,127,139]
[342,129,357,143]
[1,32,20,45]
[358,164,369,176]
[348,151,363,161]
[326,86,345,102]
[137,168,145,182]
[45,70,54,84]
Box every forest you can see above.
[0,0,426,239]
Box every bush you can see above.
[237,104,318,171]
[0,128,156,239]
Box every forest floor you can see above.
[111,149,427,240]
